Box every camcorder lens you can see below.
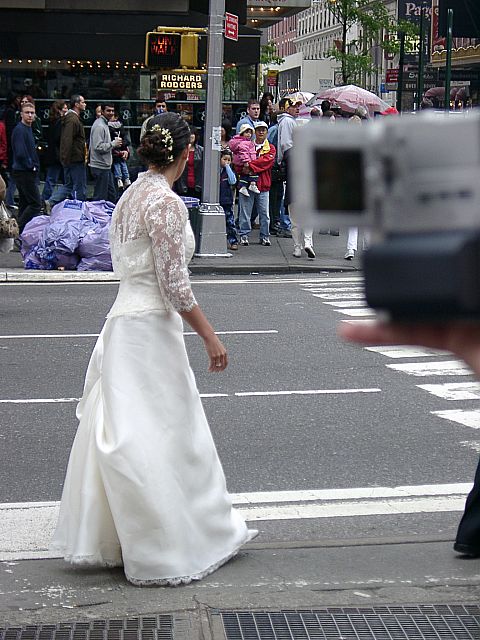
[314,150,364,212]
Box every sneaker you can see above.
[239,186,250,197]
[277,228,292,238]
[240,235,249,246]
[228,242,238,251]
[305,245,316,259]
[117,178,124,189]
[260,237,271,246]
[249,183,260,194]
[123,178,131,187]
[344,249,355,260]
[252,222,260,229]
[293,247,301,258]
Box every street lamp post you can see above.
[196,0,230,257]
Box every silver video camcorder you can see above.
[292,112,480,319]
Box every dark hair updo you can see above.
[138,112,190,169]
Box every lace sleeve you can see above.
[144,192,197,313]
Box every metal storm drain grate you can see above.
[217,606,480,640]
[0,615,174,640]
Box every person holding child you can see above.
[228,124,260,197]
[235,121,275,247]
[219,148,238,251]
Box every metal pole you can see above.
[396,31,405,113]
[444,8,453,113]
[416,4,426,110]
[196,0,230,257]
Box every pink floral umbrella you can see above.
[307,85,391,117]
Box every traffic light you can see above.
[180,31,199,68]
[145,28,204,70]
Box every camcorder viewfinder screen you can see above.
[314,150,365,212]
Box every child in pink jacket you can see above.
[228,123,260,197]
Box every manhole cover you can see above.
[0,615,174,640]
[216,606,480,640]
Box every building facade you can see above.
[0,1,261,138]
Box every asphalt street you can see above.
[1,273,480,625]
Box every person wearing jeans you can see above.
[88,103,122,202]
[50,95,88,206]
[11,101,42,232]
[238,122,275,247]
[238,190,270,244]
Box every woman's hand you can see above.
[179,306,228,372]
[204,334,228,372]
[339,320,480,377]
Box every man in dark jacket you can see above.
[50,94,87,205]
[11,101,41,232]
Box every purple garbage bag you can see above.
[35,220,84,270]
[83,200,114,226]
[77,225,112,271]
[50,199,85,223]
[20,215,50,259]
[23,249,48,270]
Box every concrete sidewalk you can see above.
[0,231,359,281]
[1,539,479,629]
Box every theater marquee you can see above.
[158,72,205,90]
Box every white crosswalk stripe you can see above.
[386,360,473,377]
[419,382,480,401]
[432,409,480,429]
[0,482,471,561]
[311,292,365,300]
[335,307,376,317]
[307,286,365,293]
[366,346,450,359]
[298,277,480,454]
[301,281,370,319]
[323,300,367,308]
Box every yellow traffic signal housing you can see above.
[180,32,199,69]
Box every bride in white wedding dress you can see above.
[51,113,257,586]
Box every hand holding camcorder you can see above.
[292,112,480,320]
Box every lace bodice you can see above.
[109,171,197,315]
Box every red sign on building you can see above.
[225,12,238,41]
[386,68,399,83]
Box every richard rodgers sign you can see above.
[158,73,205,90]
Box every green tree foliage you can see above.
[326,0,418,86]
[260,41,285,66]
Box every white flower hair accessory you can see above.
[150,124,174,163]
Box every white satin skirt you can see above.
[50,310,251,586]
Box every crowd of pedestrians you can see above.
[0,89,373,258]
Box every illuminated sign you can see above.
[145,32,181,68]
[158,72,206,91]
